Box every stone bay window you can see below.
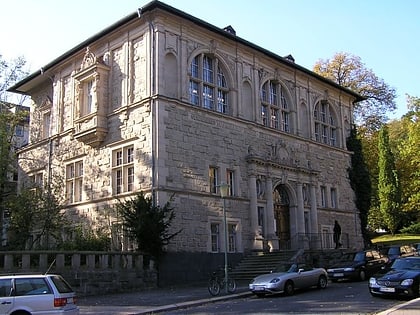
[73,47,109,148]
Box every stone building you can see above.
[9,1,364,259]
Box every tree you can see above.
[0,54,29,244]
[395,95,420,223]
[0,54,28,104]
[346,125,371,246]
[377,125,401,234]
[313,52,397,131]
[116,192,182,261]
[6,182,67,250]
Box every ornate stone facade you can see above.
[11,1,364,254]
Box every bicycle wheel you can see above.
[227,278,237,293]
[208,279,221,296]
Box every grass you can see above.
[371,234,420,245]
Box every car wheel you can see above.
[284,280,294,296]
[318,275,328,289]
[359,270,366,281]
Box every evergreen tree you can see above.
[346,125,371,246]
[116,191,182,261]
[377,125,401,234]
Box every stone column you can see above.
[248,170,260,250]
[310,183,318,234]
[296,182,305,234]
[265,171,278,250]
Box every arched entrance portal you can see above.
[273,185,290,250]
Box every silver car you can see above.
[249,263,328,297]
[0,274,79,314]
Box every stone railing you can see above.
[0,251,157,296]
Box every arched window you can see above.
[261,80,290,132]
[314,100,338,146]
[189,54,229,114]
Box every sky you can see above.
[1,0,419,118]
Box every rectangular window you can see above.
[29,172,44,190]
[85,80,94,114]
[15,124,24,137]
[189,80,199,105]
[282,112,289,132]
[217,90,227,113]
[203,85,214,109]
[320,186,326,207]
[191,56,199,78]
[314,123,320,141]
[261,105,268,126]
[269,82,277,104]
[228,224,237,252]
[211,223,220,252]
[271,108,279,129]
[66,161,83,203]
[226,169,234,196]
[112,145,135,195]
[209,167,218,194]
[330,127,336,146]
[331,187,337,208]
[203,56,213,83]
[42,112,50,139]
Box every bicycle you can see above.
[207,268,237,296]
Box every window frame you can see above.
[261,80,290,132]
[189,54,229,114]
[66,160,84,204]
[314,101,338,146]
[112,145,135,195]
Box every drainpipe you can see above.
[138,8,157,206]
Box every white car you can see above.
[0,274,79,314]
[249,263,328,297]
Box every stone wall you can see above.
[0,251,157,296]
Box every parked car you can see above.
[0,274,79,315]
[383,245,418,265]
[327,250,389,281]
[249,263,328,297]
[369,256,420,298]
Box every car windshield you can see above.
[50,275,74,293]
[388,247,400,255]
[338,252,357,262]
[272,263,298,273]
[391,258,420,270]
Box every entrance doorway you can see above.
[273,185,290,250]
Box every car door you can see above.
[0,278,14,314]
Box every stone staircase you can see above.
[230,250,298,281]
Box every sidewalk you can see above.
[78,281,252,315]
[78,281,420,315]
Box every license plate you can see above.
[67,297,74,303]
[254,286,265,291]
[333,273,344,277]
[380,287,395,293]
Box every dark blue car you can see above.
[327,250,389,282]
[369,257,420,298]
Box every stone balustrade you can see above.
[0,251,157,296]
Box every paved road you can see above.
[77,281,420,315]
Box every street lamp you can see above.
[219,182,230,293]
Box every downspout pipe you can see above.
[138,8,157,207]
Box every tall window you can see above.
[189,54,229,114]
[261,80,290,132]
[209,166,218,194]
[226,169,235,196]
[314,101,338,146]
[42,111,50,139]
[228,224,237,252]
[66,161,83,203]
[81,79,95,116]
[210,223,220,252]
[331,187,337,208]
[320,186,326,207]
[29,172,44,190]
[112,145,134,195]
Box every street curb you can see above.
[376,297,420,315]
[134,291,253,314]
